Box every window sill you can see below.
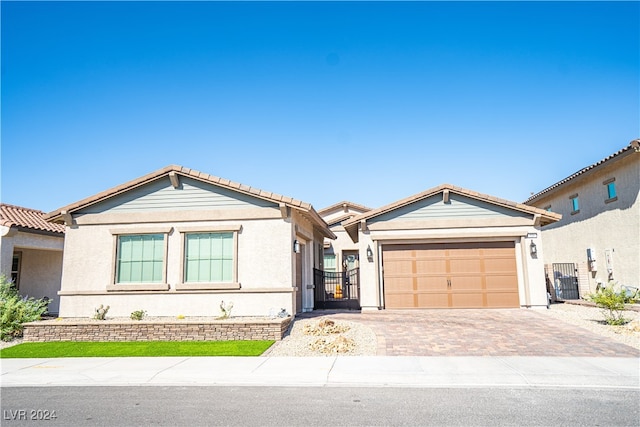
[570,210,580,215]
[107,283,170,292]
[175,282,241,291]
[605,197,618,204]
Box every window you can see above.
[604,178,617,203]
[184,232,234,283]
[11,252,21,289]
[543,205,552,212]
[116,234,165,283]
[570,194,579,214]
[324,254,337,272]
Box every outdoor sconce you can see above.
[366,245,374,260]
[293,240,300,253]
[530,241,537,256]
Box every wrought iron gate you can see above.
[551,263,580,300]
[313,268,360,310]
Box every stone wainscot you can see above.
[23,316,292,342]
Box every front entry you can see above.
[382,242,519,309]
[295,243,305,314]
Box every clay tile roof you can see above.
[0,204,65,234]
[524,140,640,204]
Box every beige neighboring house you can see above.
[0,204,65,314]
[44,165,334,318]
[337,185,560,311]
[525,140,640,299]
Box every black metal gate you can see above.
[552,263,580,300]
[313,268,360,310]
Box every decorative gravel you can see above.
[539,302,640,350]
[264,318,377,357]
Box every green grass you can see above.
[0,340,275,358]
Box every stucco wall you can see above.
[0,229,64,314]
[530,153,639,291]
[58,216,298,317]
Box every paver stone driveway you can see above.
[299,309,640,357]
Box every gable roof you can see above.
[525,139,640,205]
[318,201,372,216]
[45,165,335,239]
[1,204,65,235]
[342,183,561,241]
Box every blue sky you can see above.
[2,1,638,213]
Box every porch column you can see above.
[0,226,16,278]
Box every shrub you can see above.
[0,276,50,341]
[587,283,628,325]
[93,304,110,320]
[130,310,146,321]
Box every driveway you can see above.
[298,309,640,357]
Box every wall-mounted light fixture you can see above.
[293,240,300,253]
[366,245,373,258]
[530,241,537,256]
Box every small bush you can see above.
[93,304,110,320]
[130,310,147,321]
[587,283,628,325]
[0,276,50,341]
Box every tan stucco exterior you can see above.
[526,144,639,293]
[48,166,333,318]
[319,202,371,272]
[0,226,64,314]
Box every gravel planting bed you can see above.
[539,302,640,350]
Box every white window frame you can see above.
[176,225,241,290]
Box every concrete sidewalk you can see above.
[2,356,638,388]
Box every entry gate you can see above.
[313,268,360,310]
[552,263,580,300]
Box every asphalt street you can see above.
[2,386,639,426]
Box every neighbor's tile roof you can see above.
[1,204,65,234]
[524,140,640,204]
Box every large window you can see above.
[116,234,165,283]
[184,232,234,283]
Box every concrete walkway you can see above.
[2,356,638,388]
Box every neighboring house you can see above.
[524,140,640,299]
[336,184,560,310]
[44,165,334,318]
[0,204,65,315]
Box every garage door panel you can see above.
[416,276,448,291]
[451,292,485,308]
[450,276,483,290]
[486,292,520,307]
[384,277,414,292]
[384,293,416,309]
[485,275,518,290]
[483,258,517,272]
[417,292,449,308]
[415,259,447,272]
[449,259,482,274]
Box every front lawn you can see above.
[0,340,275,358]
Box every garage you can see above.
[341,184,561,310]
[382,241,519,309]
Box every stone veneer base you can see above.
[22,317,292,342]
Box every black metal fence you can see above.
[313,268,360,310]
[552,263,580,300]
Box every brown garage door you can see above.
[382,242,519,309]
